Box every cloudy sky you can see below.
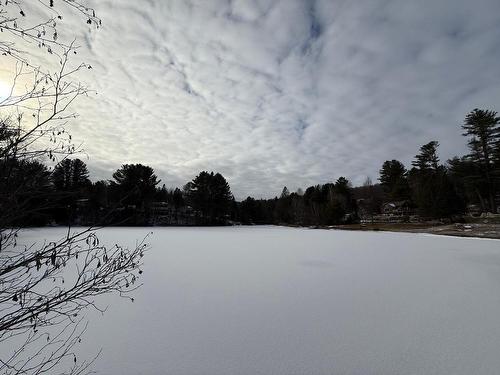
[9,0,500,198]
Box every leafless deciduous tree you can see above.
[1,2,148,374]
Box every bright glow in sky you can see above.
[0,81,11,103]
[14,0,500,199]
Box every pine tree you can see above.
[51,158,90,191]
[112,164,160,207]
[72,159,90,189]
[379,160,410,200]
[185,171,233,224]
[280,186,290,198]
[51,159,73,191]
[410,142,464,218]
[412,141,440,171]
[462,109,500,212]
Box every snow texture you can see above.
[12,226,500,374]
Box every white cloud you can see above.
[10,0,500,198]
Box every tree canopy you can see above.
[461,109,500,212]
[379,160,410,201]
[52,158,90,191]
[185,171,233,224]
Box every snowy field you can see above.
[12,226,500,374]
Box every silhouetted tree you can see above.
[111,164,160,224]
[155,184,170,202]
[185,171,233,224]
[275,186,293,223]
[52,158,90,190]
[112,164,160,205]
[448,156,487,211]
[52,160,73,191]
[86,180,110,224]
[51,159,91,224]
[379,160,410,200]
[0,158,53,226]
[280,186,290,198]
[462,109,500,212]
[410,142,463,218]
[332,177,357,223]
[172,187,185,209]
[303,185,325,224]
[72,159,90,188]
[412,141,440,171]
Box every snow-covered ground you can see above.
[13,226,500,374]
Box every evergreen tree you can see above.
[240,197,254,224]
[303,185,325,224]
[333,177,356,223]
[334,177,351,197]
[462,109,500,212]
[111,164,160,224]
[0,158,52,226]
[72,159,90,189]
[51,158,90,191]
[155,184,169,201]
[185,171,233,224]
[379,160,410,200]
[276,186,293,223]
[51,158,91,224]
[412,141,440,171]
[112,164,160,204]
[410,142,463,218]
[51,159,73,191]
[280,186,290,198]
[448,156,487,211]
[172,187,185,209]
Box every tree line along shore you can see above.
[3,108,500,232]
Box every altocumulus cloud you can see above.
[18,0,500,198]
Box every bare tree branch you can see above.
[0,3,149,374]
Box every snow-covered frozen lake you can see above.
[15,226,500,374]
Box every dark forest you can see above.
[3,108,499,227]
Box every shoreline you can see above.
[20,222,500,240]
[322,223,500,240]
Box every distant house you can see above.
[365,200,415,223]
[381,200,412,216]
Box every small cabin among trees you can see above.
[381,200,412,216]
